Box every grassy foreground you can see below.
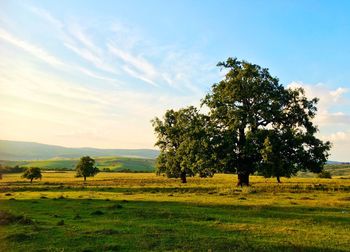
[0,172,350,251]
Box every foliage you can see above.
[202,58,331,185]
[152,106,216,183]
[153,58,330,186]
[318,170,332,179]
[75,156,99,181]
[0,165,25,174]
[21,167,42,183]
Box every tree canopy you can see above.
[152,106,216,183]
[153,57,331,185]
[75,156,99,181]
[22,167,42,183]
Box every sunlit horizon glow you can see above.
[1,1,350,161]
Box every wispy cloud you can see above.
[26,5,219,92]
[28,6,64,29]
[64,23,122,75]
[67,23,100,53]
[27,6,121,77]
[0,28,63,66]
[0,3,219,149]
[0,27,120,83]
[108,43,159,86]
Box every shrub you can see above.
[318,170,332,179]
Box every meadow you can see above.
[0,172,349,252]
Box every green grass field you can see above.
[0,172,349,251]
[2,157,350,178]
[0,156,155,172]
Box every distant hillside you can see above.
[0,156,155,172]
[324,164,350,177]
[0,140,159,160]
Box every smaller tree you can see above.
[75,156,99,181]
[22,167,42,183]
[152,106,217,183]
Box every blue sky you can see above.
[1,0,350,161]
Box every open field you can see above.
[0,172,350,251]
[2,158,350,178]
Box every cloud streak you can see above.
[29,6,64,29]
[108,43,159,86]
[0,28,63,66]
[0,26,120,84]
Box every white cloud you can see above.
[330,87,347,101]
[287,81,350,126]
[329,131,348,142]
[319,131,350,162]
[288,81,350,161]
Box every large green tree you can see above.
[75,156,99,181]
[203,58,330,186]
[152,106,216,183]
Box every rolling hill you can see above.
[0,156,155,172]
[0,140,159,160]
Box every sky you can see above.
[1,1,350,161]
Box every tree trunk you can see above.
[30,178,33,183]
[277,176,281,183]
[237,172,249,187]
[84,176,86,181]
[180,172,187,183]
[236,126,250,187]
